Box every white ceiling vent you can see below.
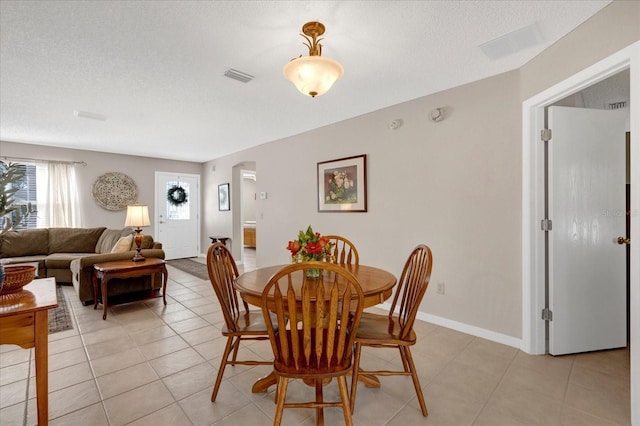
[224,69,254,83]
[479,22,544,61]
[73,110,107,121]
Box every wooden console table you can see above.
[0,278,58,426]
[93,258,168,320]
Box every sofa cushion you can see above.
[45,252,94,270]
[111,235,134,253]
[96,228,132,254]
[0,228,49,257]
[48,227,106,254]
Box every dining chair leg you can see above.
[274,377,279,404]
[399,346,410,372]
[402,346,428,416]
[230,336,241,365]
[274,377,288,426]
[338,375,353,426]
[315,379,324,426]
[211,336,234,401]
[349,342,362,413]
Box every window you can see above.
[11,163,38,229]
[1,163,42,230]
[2,161,81,229]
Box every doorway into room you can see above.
[241,169,257,271]
[522,42,638,425]
[230,162,256,268]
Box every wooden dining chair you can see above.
[349,244,433,416]
[206,242,272,402]
[261,261,365,426]
[325,235,359,265]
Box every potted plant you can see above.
[0,161,35,291]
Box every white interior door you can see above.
[548,106,627,355]
[155,172,200,260]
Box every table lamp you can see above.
[125,204,151,262]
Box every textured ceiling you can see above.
[0,1,612,162]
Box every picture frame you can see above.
[218,183,230,211]
[317,154,367,212]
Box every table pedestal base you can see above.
[252,372,277,393]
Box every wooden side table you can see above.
[92,258,168,320]
[0,278,58,426]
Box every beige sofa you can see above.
[0,227,165,304]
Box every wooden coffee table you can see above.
[92,258,168,320]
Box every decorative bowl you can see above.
[0,265,36,295]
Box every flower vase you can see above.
[305,268,320,278]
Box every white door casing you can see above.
[155,172,200,260]
[548,106,627,355]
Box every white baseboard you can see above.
[378,302,522,350]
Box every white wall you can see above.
[242,177,256,223]
[0,141,201,232]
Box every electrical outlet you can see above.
[436,282,445,295]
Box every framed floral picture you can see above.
[218,183,230,211]
[317,154,367,212]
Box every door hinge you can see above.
[541,308,553,321]
[541,128,552,142]
[541,218,552,231]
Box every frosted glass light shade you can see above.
[125,204,150,227]
[283,56,344,97]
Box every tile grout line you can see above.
[139,275,213,425]
[22,348,32,426]
[468,339,519,425]
[66,285,114,425]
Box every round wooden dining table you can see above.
[235,263,397,393]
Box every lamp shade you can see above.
[283,56,344,97]
[125,204,150,227]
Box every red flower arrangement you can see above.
[286,225,334,263]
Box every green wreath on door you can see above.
[167,185,188,206]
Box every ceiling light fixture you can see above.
[283,21,344,98]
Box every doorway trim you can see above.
[522,41,639,424]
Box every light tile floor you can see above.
[0,249,630,425]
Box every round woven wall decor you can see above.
[91,172,138,211]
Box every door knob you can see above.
[617,236,630,245]
[159,221,166,224]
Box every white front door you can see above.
[155,172,200,260]
[548,106,627,355]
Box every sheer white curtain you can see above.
[45,163,82,227]
[35,163,49,228]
